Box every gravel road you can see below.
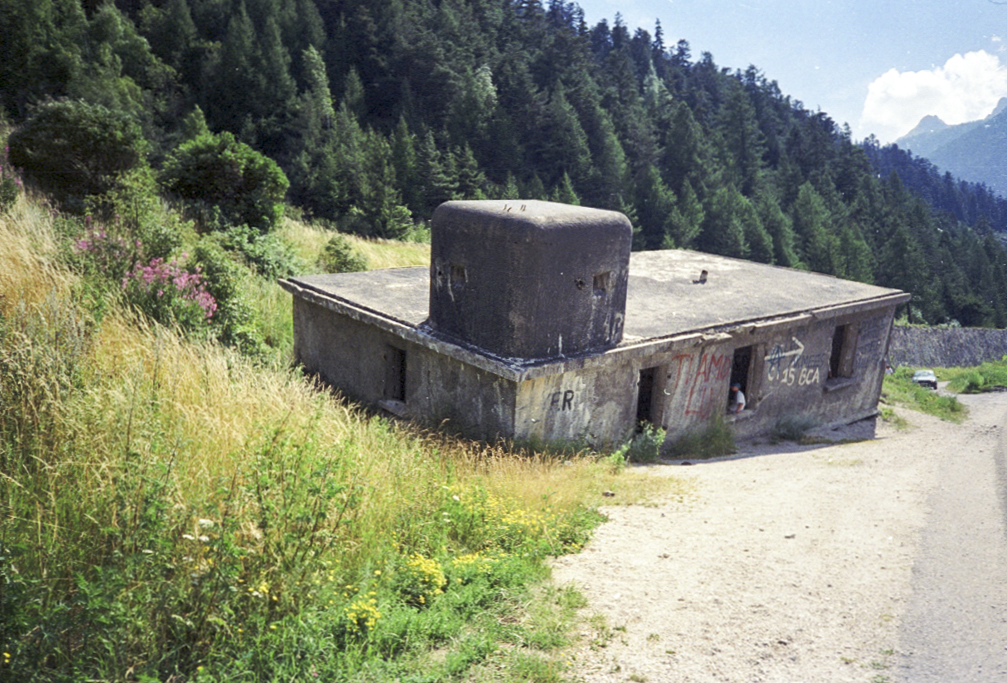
[551,392,1007,682]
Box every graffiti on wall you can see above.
[766,337,824,386]
[670,351,732,419]
[549,390,576,411]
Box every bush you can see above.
[8,100,147,205]
[318,233,368,273]
[218,224,304,279]
[72,226,141,282]
[160,131,289,233]
[84,168,186,262]
[192,239,267,356]
[882,369,966,422]
[666,415,736,459]
[120,255,216,330]
[619,423,666,463]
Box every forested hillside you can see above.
[4,0,1007,327]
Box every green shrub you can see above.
[85,168,185,261]
[71,225,141,283]
[666,415,736,459]
[120,255,216,331]
[8,100,147,205]
[620,423,666,463]
[945,361,1007,393]
[318,233,368,273]
[160,131,289,233]
[192,239,267,356]
[218,224,304,279]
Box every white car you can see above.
[912,369,938,390]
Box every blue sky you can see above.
[574,0,1007,143]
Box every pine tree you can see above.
[700,185,749,259]
[716,79,766,197]
[634,164,677,249]
[455,143,487,199]
[535,85,592,189]
[390,116,422,214]
[791,182,837,273]
[668,179,704,249]
[417,130,458,216]
[550,171,581,205]
[755,191,799,267]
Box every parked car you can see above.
[912,369,938,390]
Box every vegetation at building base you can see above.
[4,0,1007,329]
[880,368,966,423]
[0,192,688,681]
[665,415,737,460]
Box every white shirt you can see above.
[732,389,746,413]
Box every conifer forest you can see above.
[5,0,1007,326]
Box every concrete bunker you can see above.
[280,200,909,447]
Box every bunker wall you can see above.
[291,297,517,440]
[640,306,896,442]
[513,364,637,448]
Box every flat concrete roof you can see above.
[281,249,909,379]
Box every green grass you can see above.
[881,367,966,422]
[938,359,1007,393]
[0,195,684,682]
[665,414,736,459]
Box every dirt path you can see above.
[551,393,1007,683]
[895,392,1007,682]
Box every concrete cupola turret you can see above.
[428,200,633,360]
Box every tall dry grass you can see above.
[0,195,72,314]
[0,193,681,681]
[279,218,430,271]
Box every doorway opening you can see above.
[384,345,407,402]
[637,367,657,425]
[830,324,857,379]
[728,345,753,410]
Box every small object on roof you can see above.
[693,269,708,284]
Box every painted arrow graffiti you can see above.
[766,337,804,379]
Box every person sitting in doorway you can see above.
[729,382,746,414]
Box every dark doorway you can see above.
[830,324,857,379]
[729,345,753,408]
[637,367,657,424]
[385,345,407,401]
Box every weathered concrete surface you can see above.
[430,200,633,360]
[622,250,905,344]
[286,250,906,351]
[889,325,1007,368]
[291,296,517,440]
[282,246,909,446]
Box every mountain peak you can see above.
[902,114,948,140]
[988,96,1007,120]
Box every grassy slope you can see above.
[0,194,682,682]
[880,367,967,424]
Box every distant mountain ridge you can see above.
[897,97,1007,197]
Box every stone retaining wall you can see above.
[888,325,1007,368]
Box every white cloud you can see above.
[859,50,1007,143]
